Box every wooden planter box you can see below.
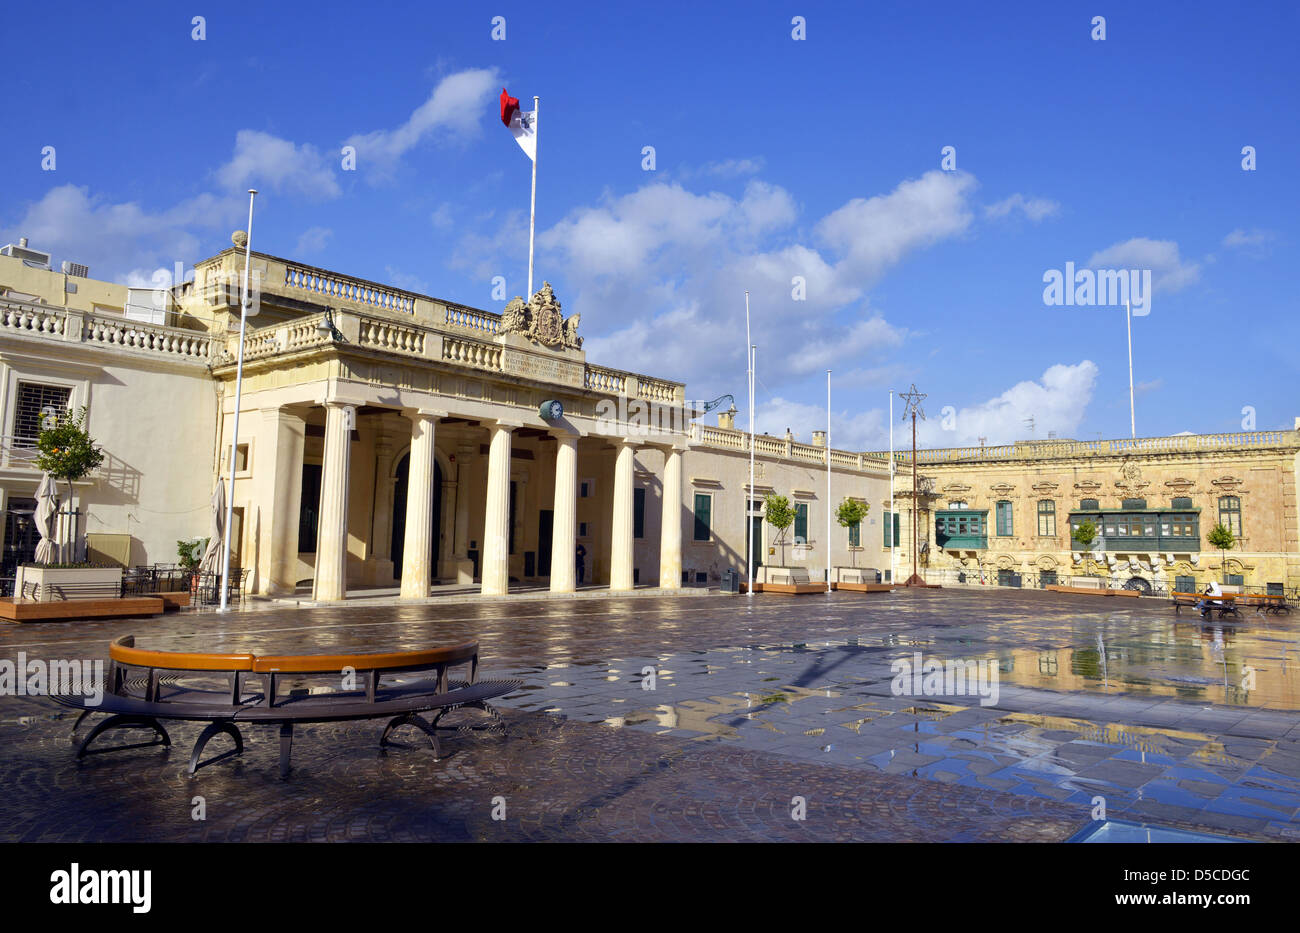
[14,565,123,602]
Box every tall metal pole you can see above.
[745,291,754,597]
[825,369,832,594]
[912,410,919,584]
[527,96,539,299]
[1126,299,1135,439]
[220,188,257,612]
[889,391,895,586]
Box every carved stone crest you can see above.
[498,282,583,350]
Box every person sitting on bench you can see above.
[1197,580,1224,615]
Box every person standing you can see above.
[576,543,587,585]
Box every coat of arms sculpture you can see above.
[498,282,582,350]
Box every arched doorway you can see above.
[390,455,442,581]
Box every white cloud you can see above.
[216,130,340,199]
[919,361,1099,448]
[295,226,332,255]
[344,67,500,176]
[984,193,1060,222]
[1222,228,1274,252]
[0,184,242,283]
[532,170,977,396]
[1087,237,1199,293]
[678,157,767,179]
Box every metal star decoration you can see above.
[899,384,927,421]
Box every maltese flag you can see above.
[500,88,537,161]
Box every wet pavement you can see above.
[2,587,1298,842]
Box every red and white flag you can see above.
[499,88,537,162]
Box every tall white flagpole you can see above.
[220,188,257,612]
[826,370,832,594]
[1126,299,1135,439]
[745,291,755,597]
[527,95,539,300]
[889,390,895,587]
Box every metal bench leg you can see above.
[429,701,506,735]
[379,713,441,759]
[279,723,293,779]
[75,715,171,760]
[71,708,96,736]
[188,721,244,775]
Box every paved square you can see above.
[2,587,1298,842]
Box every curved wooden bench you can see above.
[1171,591,1240,619]
[53,635,522,778]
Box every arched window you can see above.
[1218,496,1242,536]
[1037,500,1056,537]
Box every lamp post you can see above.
[898,384,927,587]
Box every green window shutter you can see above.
[693,493,711,541]
[883,510,891,547]
[848,521,860,547]
[996,501,1013,536]
[794,503,808,542]
[633,488,645,539]
[893,512,900,547]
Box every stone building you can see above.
[876,433,1300,594]
[0,237,889,599]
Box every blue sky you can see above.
[3,0,1296,449]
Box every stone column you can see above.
[400,411,438,599]
[370,436,396,563]
[313,401,354,601]
[260,407,306,595]
[481,422,515,596]
[610,440,636,591]
[550,433,579,593]
[659,445,683,590]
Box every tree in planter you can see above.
[1207,522,1236,585]
[835,498,870,568]
[764,494,795,567]
[177,538,209,574]
[33,407,104,564]
[1071,519,1100,576]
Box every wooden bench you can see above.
[1243,593,1292,615]
[50,635,522,777]
[1045,584,1140,598]
[1171,591,1240,619]
[0,596,165,623]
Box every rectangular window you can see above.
[1171,497,1193,509]
[633,488,645,539]
[848,520,860,548]
[1080,499,1099,511]
[1174,575,1196,593]
[13,381,72,445]
[995,501,1013,536]
[298,463,322,553]
[884,510,892,547]
[1218,496,1242,537]
[794,503,808,543]
[693,493,711,541]
[1037,500,1056,537]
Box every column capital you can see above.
[404,407,449,421]
[323,396,364,410]
[490,418,522,430]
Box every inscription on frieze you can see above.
[502,347,584,387]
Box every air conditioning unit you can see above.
[124,287,172,326]
[61,261,89,278]
[1,238,51,269]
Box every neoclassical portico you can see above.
[205,252,691,601]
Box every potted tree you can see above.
[1207,522,1235,587]
[19,407,117,600]
[763,494,795,571]
[177,537,209,594]
[835,497,870,583]
[1071,519,1101,585]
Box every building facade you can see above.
[2,235,1295,600]
[0,238,890,599]
[876,433,1300,594]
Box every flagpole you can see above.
[1126,299,1135,439]
[889,391,895,587]
[527,95,539,299]
[825,369,832,595]
[220,188,256,612]
[746,290,755,597]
